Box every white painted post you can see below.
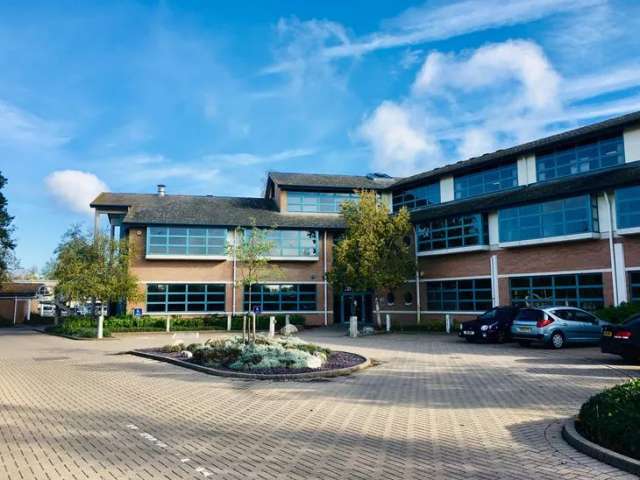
[13,297,17,325]
[165,316,170,333]
[269,316,276,338]
[349,315,358,338]
[26,300,31,322]
[251,312,257,339]
[97,314,104,339]
[385,314,391,332]
[445,313,451,334]
[285,314,290,327]
[227,314,232,331]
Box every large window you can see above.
[630,272,640,303]
[616,185,640,229]
[536,135,624,181]
[426,279,493,311]
[393,183,440,212]
[499,195,598,243]
[416,214,487,252]
[243,284,317,312]
[509,273,604,310]
[146,284,226,313]
[256,229,318,257]
[287,191,358,213]
[454,163,518,200]
[147,227,227,256]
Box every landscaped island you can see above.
[134,335,369,379]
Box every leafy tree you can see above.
[0,172,16,285]
[327,190,415,327]
[50,225,140,322]
[227,219,281,342]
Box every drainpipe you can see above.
[323,230,328,326]
[414,226,421,325]
[232,229,237,315]
[604,192,619,306]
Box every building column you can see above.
[323,230,328,326]
[614,243,628,304]
[414,226,421,324]
[490,255,500,307]
[94,209,100,237]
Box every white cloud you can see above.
[458,129,498,159]
[45,170,108,214]
[357,101,441,176]
[0,99,69,148]
[564,65,640,101]
[412,40,560,111]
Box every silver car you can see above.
[511,307,608,349]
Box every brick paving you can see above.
[1,327,639,480]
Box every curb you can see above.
[562,416,640,476]
[129,350,372,381]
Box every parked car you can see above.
[459,306,520,343]
[601,313,640,362]
[511,307,608,349]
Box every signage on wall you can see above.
[133,308,143,317]
[252,305,262,314]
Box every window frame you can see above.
[286,191,358,213]
[616,185,640,230]
[425,278,493,312]
[630,271,640,303]
[145,283,226,313]
[243,284,317,312]
[392,182,441,213]
[416,213,488,252]
[454,163,518,200]
[509,273,604,311]
[247,229,319,259]
[146,226,228,258]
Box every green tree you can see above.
[227,219,281,342]
[327,190,415,327]
[50,225,140,324]
[0,172,16,285]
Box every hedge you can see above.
[595,302,640,324]
[578,379,640,460]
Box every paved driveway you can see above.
[1,327,639,480]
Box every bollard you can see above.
[269,316,276,337]
[385,314,391,332]
[445,313,451,334]
[97,314,104,339]
[285,314,290,327]
[349,315,358,338]
[227,313,232,331]
[166,316,171,333]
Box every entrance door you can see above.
[340,292,373,324]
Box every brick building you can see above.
[91,111,640,326]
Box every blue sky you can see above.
[2,0,640,270]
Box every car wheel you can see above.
[550,331,565,349]
[518,340,531,347]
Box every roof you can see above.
[0,282,47,298]
[91,193,346,229]
[410,162,640,222]
[267,171,397,191]
[393,110,640,190]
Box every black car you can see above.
[459,306,520,343]
[601,313,640,362]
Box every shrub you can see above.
[595,302,640,324]
[161,341,185,353]
[45,317,112,338]
[578,379,640,460]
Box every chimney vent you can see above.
[157,184,166,196]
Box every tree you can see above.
[50,225,140,322]
[226,219,281,342]
[327,190,415,327]
[0,172,16,285]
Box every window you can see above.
[146,284,225,313]
[509,273,604,310]
[393,183,440,212]
[287,191,358,213]
[386,291,395,305]
[403,292,413,305]
[243,284,317,312]
[616,185,640,229]
[536,135,624,181]
[416,214,488,252]
[258,229,318,257]
[147,227,227,256]
[499,195,598,243]
[630,272,640,303]
[454,163,518,200]
[426,279,492,311]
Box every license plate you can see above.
[463,330,475,335]
[603,331,613,337]
[518,327,532,333]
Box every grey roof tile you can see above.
[268,171,396,190]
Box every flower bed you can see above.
[137,335,367,377]
[577,379,640,460]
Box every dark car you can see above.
[601,313,640,362]
[459,306,520,343]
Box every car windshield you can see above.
[515,309,543,322]
[478,309,498,320]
